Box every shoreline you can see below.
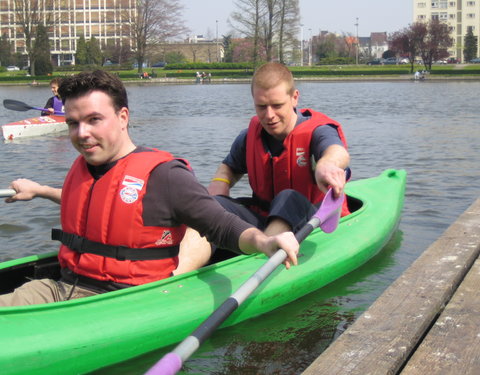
[1,74,480,86]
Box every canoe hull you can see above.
[0,169,406,374]
[1,115,67,140]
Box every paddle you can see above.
[0,189,16,198]
[3,99,65,115]
[145,188,344,375]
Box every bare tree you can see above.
[276,0,300,64]
[13,0,54,76]
[230,0,266,66]
[128,0,188,73]
[230,0,300,64]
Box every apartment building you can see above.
[413,0,480,61]
[0,0,135,66]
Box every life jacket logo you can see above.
[120,186,138,204]
[155,230,173,246]
[296,148,307,167]
[119,175,144,204]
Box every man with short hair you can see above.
[207,62,350,237]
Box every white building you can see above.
[413,0,480,61]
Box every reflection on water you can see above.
[2,80,480,374]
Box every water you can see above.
[1,80,480,374]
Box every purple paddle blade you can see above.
[315,189,344,233]
[144,353,182,375]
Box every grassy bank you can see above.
[1,64,479,84]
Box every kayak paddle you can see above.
[0,189,16,198]
[145,188,344,375]
[3,99,65,115]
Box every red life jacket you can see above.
[57,149,187,285]
[246,108,350,216]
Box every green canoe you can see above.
[0,169,406,375]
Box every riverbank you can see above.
[2,64,480,86]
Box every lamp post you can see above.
[355,17,359,65]
[216,20,219,62]
[308,28,312,66]
[300,24,304,66]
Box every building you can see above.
[413,0,480,61]
[152,35,224,63]
[0,0,136,66]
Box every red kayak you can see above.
[1,115,67,141]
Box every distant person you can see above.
[1,70,299,306]
[41,77,63,115]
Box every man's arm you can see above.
[5,178,62,204]
[207,163,244,196]
[314,144,350,197]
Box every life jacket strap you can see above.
[51,228,179,261]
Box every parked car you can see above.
[447,57,459,64]
[366,58,384,65]
[152,61,167,68]
[469,57,480,63]
[6,65,20,71]
[434,59,447,64]
[399,58,410,64]
[383,57,398,65]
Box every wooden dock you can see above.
[302,198,480,374]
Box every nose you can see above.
[265,106,275,119]
[75,122,90,138]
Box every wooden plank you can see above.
[302,198,480,375]
[400,257,480,374]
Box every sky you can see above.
[182,0,412,39]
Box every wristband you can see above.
[211,177,231,185]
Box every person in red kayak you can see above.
[41,77,64,115]
[1,70,299,306]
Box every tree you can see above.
[33,23,52,75]
[128,0,188,73]
[13,0,54,76]
[75,35,88,65]
[223,35,234,63]
[230,0,265,67]
[230,0,300,65]
[419,19,453,70]
[86,36,102,65]
[276,0,300,64]
[0,34,14,67]
[464,27,478,62]
[389,23,426,73]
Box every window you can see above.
[431,1,438,7]
[417,14,427,19]
[417,2,426,7]
[467,1,475,5]
[467,13,476,18]
[449,1,455,6]
[440,12,448,20]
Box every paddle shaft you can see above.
[172,218,318,356]
[0,189,15,198]
[145,214,327,375]
[3,99,64,115]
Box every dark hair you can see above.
[58,70,128,112]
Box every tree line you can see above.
[1,0,478,73]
